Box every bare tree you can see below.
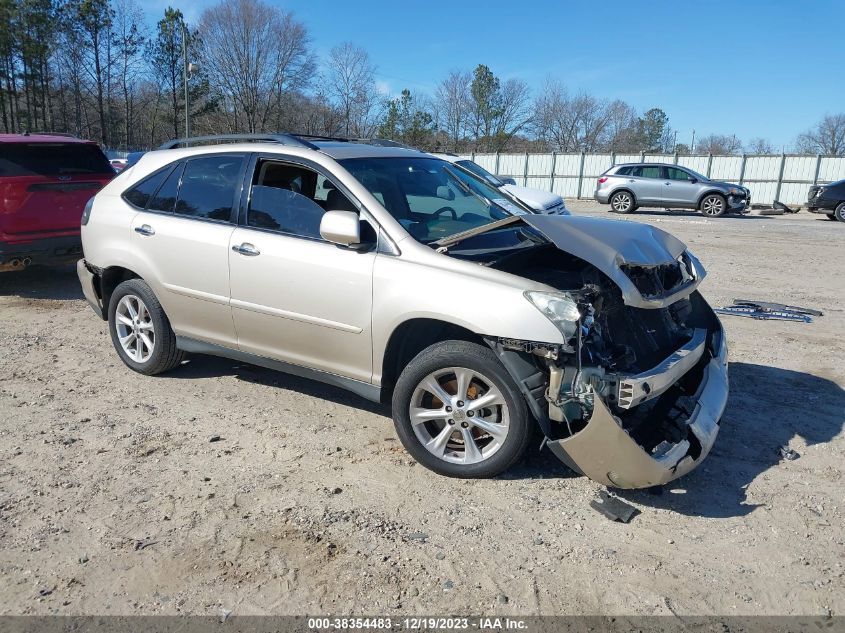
[434,69,470,151]
[532,81,615,152]
[325,42,378,137]
[745,137,775,154]
[197,0,314,133]
[112,0,146,148]
[796,113,845,155]
[604,99,639,151]
[696,133,742,155]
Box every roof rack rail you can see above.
[289,133,420,151]
[157,133,317,150]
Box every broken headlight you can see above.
[524,290,581,341]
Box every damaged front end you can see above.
[487,217,729,489]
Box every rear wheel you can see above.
[700,194,726,217]
[108,278,185,375]
[609,191,635,213]
[391,341,531,478]
[835,202,845,222]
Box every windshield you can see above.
[456,159,504,187]
[340,156,525,244]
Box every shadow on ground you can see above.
[614,208,766,220]
[617,362,845,518]
[0,264,82,301]
[167,355,845,516]
[171,354,389,416]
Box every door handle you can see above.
[134,224,155,236]
[232,243,260,256]
[628,179,635,183]
[665,182,671,185]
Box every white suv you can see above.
[77,134,728,487]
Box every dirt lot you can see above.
[1,201,843,617]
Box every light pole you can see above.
[181,22,196,138]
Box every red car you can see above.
[0,133,114,272]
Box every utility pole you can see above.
[672,130,678,153]
[182,21,190,138]
[691,129,696,153]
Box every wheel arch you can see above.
[610,187,637,204]
[98,266,143,319]
[697,189,727,209]
[379,318,486,404]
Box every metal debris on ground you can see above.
[773,200,800,213]
[589,491,639,523]
[714,299,823,323]
[778,446,800,461]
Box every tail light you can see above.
[598,177,608,184]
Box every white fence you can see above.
[463,152,845,206]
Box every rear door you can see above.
[0,142,113,240]
[629,165,664,204]
[127,153,247,348]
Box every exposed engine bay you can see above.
[482,241,728,489]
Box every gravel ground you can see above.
[0,201,843,616]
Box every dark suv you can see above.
[0,134,114,272]
[807,179,845,222]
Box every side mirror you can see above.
[320,210,361,247]
[499,176,517,186]
[688,177,698,183]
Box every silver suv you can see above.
[595,163,750,217]
[77,134,728,488]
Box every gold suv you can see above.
[77,134,728,487]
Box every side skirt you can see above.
[176,336,382,403]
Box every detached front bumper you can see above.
[547,325,728,489]
[727,192,750,212]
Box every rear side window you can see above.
[148,163,185,213]
[0,142,113,177]
[633,166,662,178]
[123,167,173,209]
[615,166,632,176]
[174,156,244,221]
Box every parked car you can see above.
[125,151,146,168]
[434,154,570,215]
[110,158,129,172]
[595,163,751,217]
[77,133,727,487]
[0,133,114,272]
[807,179,845,222]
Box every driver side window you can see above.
[666,167,691,181]
[246,160,356,240]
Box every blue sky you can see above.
[146,0,844,149]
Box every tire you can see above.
[835,202,845,223]
[107,278,185,376]
[700,193,727,217]
[609,190,635,213]
[391,340,531,478]
[826,213,836,220]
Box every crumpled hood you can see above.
[521,214,704,308]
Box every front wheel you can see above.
[835,202,845,222]
[108,278,185,375]
[391,341,531,478]
[700,194,727,217]
[609,191,635,213]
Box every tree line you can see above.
[2,0,843,155]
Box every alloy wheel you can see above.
[409,367,510,465]
[701,195,725,216]
[611,192,632,212]
[115,294,155,363]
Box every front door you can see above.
[662,166,701,208]
[228,157,375,383]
